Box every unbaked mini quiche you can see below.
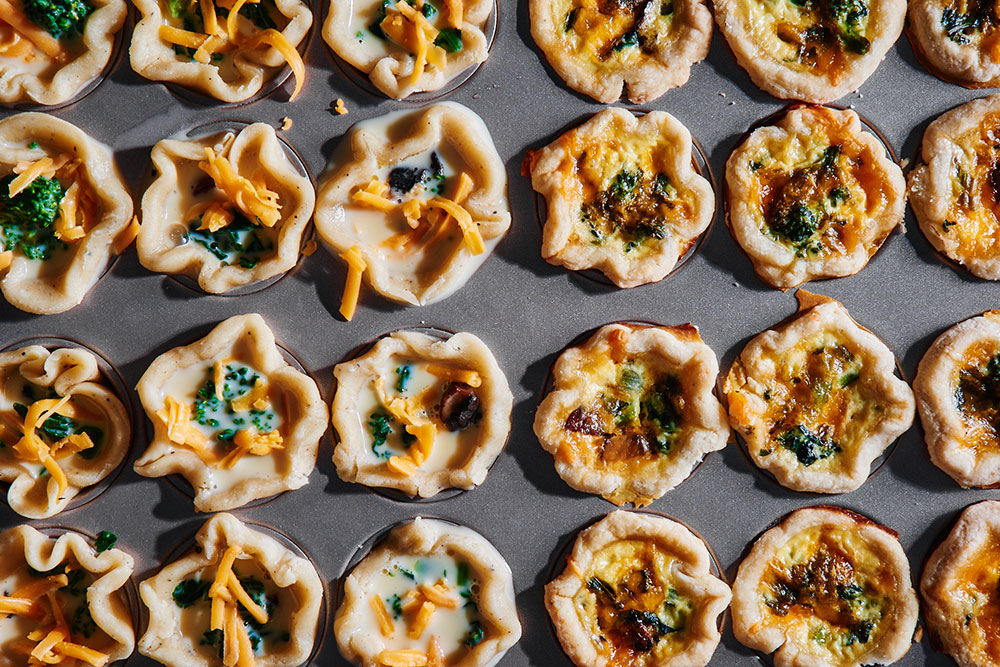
[908,0,1000,87]
[323,0,493,99]
[726,106,905,290]
[731,506,919,667]
[921,500,1000,667]
[139,512,322,667]
[0,112,133,314]
[525,108,714,288]
[545,511,731,667]
[334,517,521,667]
[534,322,729,506]
[332,329,513,499]
[134,313,328,512]
[130,0,310,103]
[0,344,130,519]
[137,123,315,295]
[528,0,712,103]
[0,524,135,667]
[314,102,511,318]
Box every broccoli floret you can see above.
[778,425,841,466]
[22,0,93,38]
[823,0,870,53]
[941,5,986,43]
[771,203,818,246]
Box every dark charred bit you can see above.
[631,432,652,455]
[192,176,216,196]
[564,407,605,436]
[388,166,430,194]
[430,151,444,178]
[439,382,480,431]
[990,162,1000,198]
[619,610,673,651]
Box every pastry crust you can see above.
[137,123,315,294]
[0,112,132,314]
[332,330,513,498]
[0,345,130,519]
[138,512,322,667]
[527,109,714,288]
[528,0,712,103]
[322,0,492,99]
[334,517,521,666]
[534,323,729,506]
[908,0,1000,87]
[908,94,1000,279]
[315,102,511,307]
[724,293,914,493]
[134,313,328,512]
[715,0,904,103]
[731,506,919,667]
[920,500,1000,667]
[725,106,905,290]
[129,0,312,103]
[0,524,135,666]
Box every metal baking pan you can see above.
[0,2,992,664]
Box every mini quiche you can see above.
[130,0,310,103]
[525,108,714,288]
[528,0,712,104]
[134,313,328,512]
[139,512,322,667]
[714,0,905,102]
[908,94,1000,279]
[334,517,521,667]
[725,106,905,290]
[545,511,731,667]
[534,322,729,506]
[724,292,915,494]
[908,0,1000,87]
[138,123,315,294]
[731,506,919,667]
[921,500,1000,667]
[0,112,133,315]
[0,0,125,105]
[0,344,130,519]
[332,329,513,499]
[314,102,511,318]
[0,525,135,667]
[323,0,493,99]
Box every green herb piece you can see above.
[778,425,841,466]
[845,619,874,645]
[839,370,860,387]
[172,578,210,608]
[389,593,403,619]
[612,29,638,51]
[395,565,415,580]
[586,576,616,600]
[184,216,272,267]
[434,27,463,52]
[71,604,97,638]
[368,411,393,459]
[943,220,957,231]
[22,0,93,38]
[420,1,436,18]
[564,6,579,30]
[464,620,484,647]
[94,531,117,553]
[395,364,412,393]
[28,142,39,150]
[456,561,469,587]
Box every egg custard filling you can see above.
[554,0,677,69]
[937,0,1000,52]
[0,0,94,80]
[952,341,1000,453]
[945,538,1000,661]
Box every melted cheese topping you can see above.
[952,340,1000,452]
[550,0,675,73]
[943,535,1000,663]
[347,0,456,83]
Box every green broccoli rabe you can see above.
[0,174,67,261]
[368,411,393,459]
[824,0,870,54]
[940,1,992,43]
[22,0,93,39]
[778,425,841,466]
[184,215,273,269]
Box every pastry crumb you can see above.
[719,92,726,97]
[332,98,348,115]
[279,117,293,131]
[302,239,317,256]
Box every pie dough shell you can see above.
[908,1,1000,86]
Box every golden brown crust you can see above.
[907,0,1000,87]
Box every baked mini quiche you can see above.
[323,0,493,99]
[528,0,712,104]
[908,0,1000,87]
[0,344,130,519]
[534,322,729,506]
[332,329,513,499]
[724,291,915,494]
[714,0,904,102]
[130,0,310,103]
[0,112,133,314]
[525,108,714,288]
[726,106,905,290]
[0,525,135,667]
[314,102,510,318]
[138,123,315,294]
[921,500,1000,667]
[335,517,521,667]
[732,506,919,667]
[134,313,328,512]
[139,512,322,667]
[908,94,1000,279]
[546,511,730,667]
[0,0,125,105]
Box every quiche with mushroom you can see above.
[0,112,133,314]
[525,108,714,288]
[545,511,731,667]
[134,313,328,512]
[332,329,513,499]
[724,292,914,494]
[731,506,919,667]
[139,512,322,667]
[323,0,493,99]
[534,322,729,506]
[908,0,1000,87]
[138,123,315,294]
[725,106,905,290]
[528,0,712,103]
[314,102,511,318]
[334,517,521,667]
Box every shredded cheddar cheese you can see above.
[0,250,12,271]
[113,217,141,255]
[378,650,429,667]
[423,364,481,387]
[229,377,270,411]
[352,179,396,211]
[302,239,317,256]
[206,545,269,667]
[371,595,395,637]
[242,29,305,100]
[8,157,55,197]
[339,246,367,321]
[279,116,293,131]
[387,455,417,476]
[200,147,282,227]
[156,396,216,464]
[0,0,64,61]
[334,98,348,115]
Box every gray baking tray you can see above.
[0,1,992,664]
